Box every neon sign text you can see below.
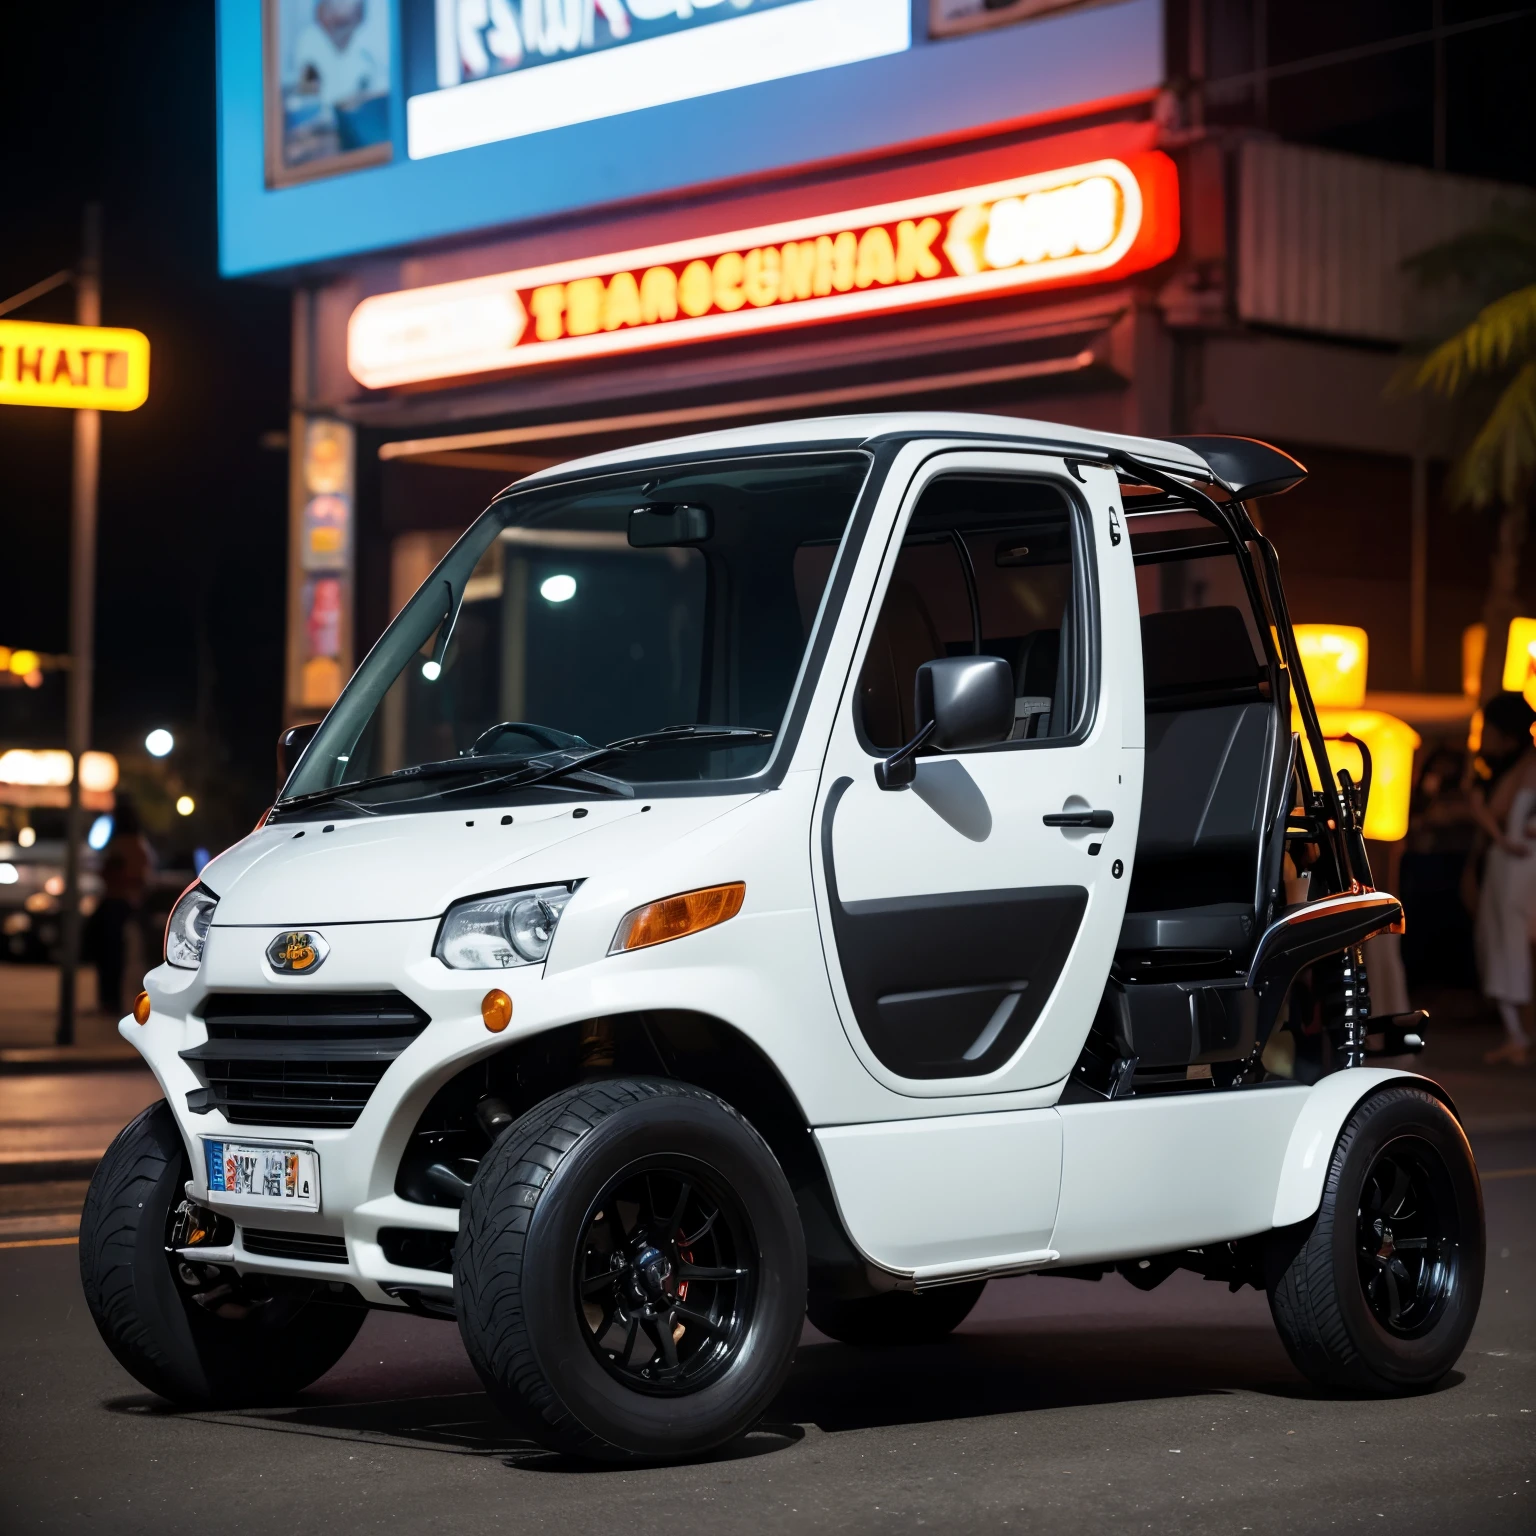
[348,154,1178,388]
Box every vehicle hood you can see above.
[204,795,755,926]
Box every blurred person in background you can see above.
[1469,691,1536,1066]
[96,798,155,1017]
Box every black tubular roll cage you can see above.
[1103,448,1368,897]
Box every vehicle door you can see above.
[811,450,1142,1098]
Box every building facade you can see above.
[215,1,1536,727]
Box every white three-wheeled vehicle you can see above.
[84,414,1482,1461]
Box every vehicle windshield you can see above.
[277,451,871,813]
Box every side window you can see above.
[858,475,1088,751]
[1129,515,1270,705]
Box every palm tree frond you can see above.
[1402,204,1536,295]
[1449,360,1536,508]
[1413,285,1536,396]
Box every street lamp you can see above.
[145,728,173,758]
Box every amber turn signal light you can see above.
[610,882,745,954]
[132,991,152,1025]
[481,988,513,1033]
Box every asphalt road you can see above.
[1,1121,1531,1534]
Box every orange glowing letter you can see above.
[564,277,604,336]
[743,247,780,308]
[780,240,816,302]
[896,218,942,281]
[603,271,642,331]
[855,226,896,289]
[712,251,746,313]
[640,266,678,323]
[529,285,566,341]
[678,260,713,317]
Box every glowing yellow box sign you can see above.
[1500,616,1536,704]
[1290,622,1418,840]
[0,319,150,411]
[347,153,1180,388]
[1294,624,1368,709]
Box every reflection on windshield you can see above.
[280,452,870,810]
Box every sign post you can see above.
[59,207,102,1047]
[0,206,149,1044]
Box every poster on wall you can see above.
[406,0,910,158]
[293,419,355,712]
[929,0,1104,42]
[264,0,395,186]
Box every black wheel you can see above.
[79,1101,367,1407]
[454,1078,806,1463]
[1266,1086,1484,1394]
[808,1282,986,1346]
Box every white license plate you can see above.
[202,1140,320,1212]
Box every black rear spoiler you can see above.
[1163,435,1308,501]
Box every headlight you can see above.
[435,883,576,970]
[165,883,218,970]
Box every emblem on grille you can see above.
[266,930,329,974]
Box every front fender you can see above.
[1270,1068,1456,1228]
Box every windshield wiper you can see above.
[275,753,544,815]
[422,725,776,802]
[277,726,774,816]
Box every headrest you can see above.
[1142,607,1262,698]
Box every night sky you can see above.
[2,3,290,850]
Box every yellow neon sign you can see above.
[1294,624,1368,708]
[0,319,150,411]
[1500,616,1536,703]
[348,153,1179,389]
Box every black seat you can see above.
[992,627,1059,738]
[1118,903,1256,953]
[1118,607,1286,969]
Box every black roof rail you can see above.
[1163,435,1308,501]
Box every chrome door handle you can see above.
[1043,809,1114,829]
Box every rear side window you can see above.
[1131,516,1270,707]
[858,475,1091,751]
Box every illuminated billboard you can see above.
[412,0,909,158]
[216,0,1165,275]
[348,153,1178,386]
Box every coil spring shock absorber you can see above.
[1319,944,1371,1068]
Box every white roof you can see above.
[515,412,1212,487]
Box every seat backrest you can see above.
[1131,607,1284,918]
[1141,606,1264,706]
[1003,627,1059,738]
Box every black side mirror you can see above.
[277,722,321,791]
[876,655,1014,790]
[629,503,713,547]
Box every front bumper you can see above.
[128,917,559,1307]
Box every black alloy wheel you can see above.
[1355,1136,1460,1338]
[456,1078,806,1462]
[1266,1085,1484,1394]
[576,1161,754,1394]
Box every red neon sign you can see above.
[348,152,1179,389]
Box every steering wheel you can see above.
[467,721,589,757]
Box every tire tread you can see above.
[455,1077,784,1460]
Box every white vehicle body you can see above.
[125,413,1432,1310]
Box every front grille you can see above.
[182,991,430,1129]
[242,1227,348,1265]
